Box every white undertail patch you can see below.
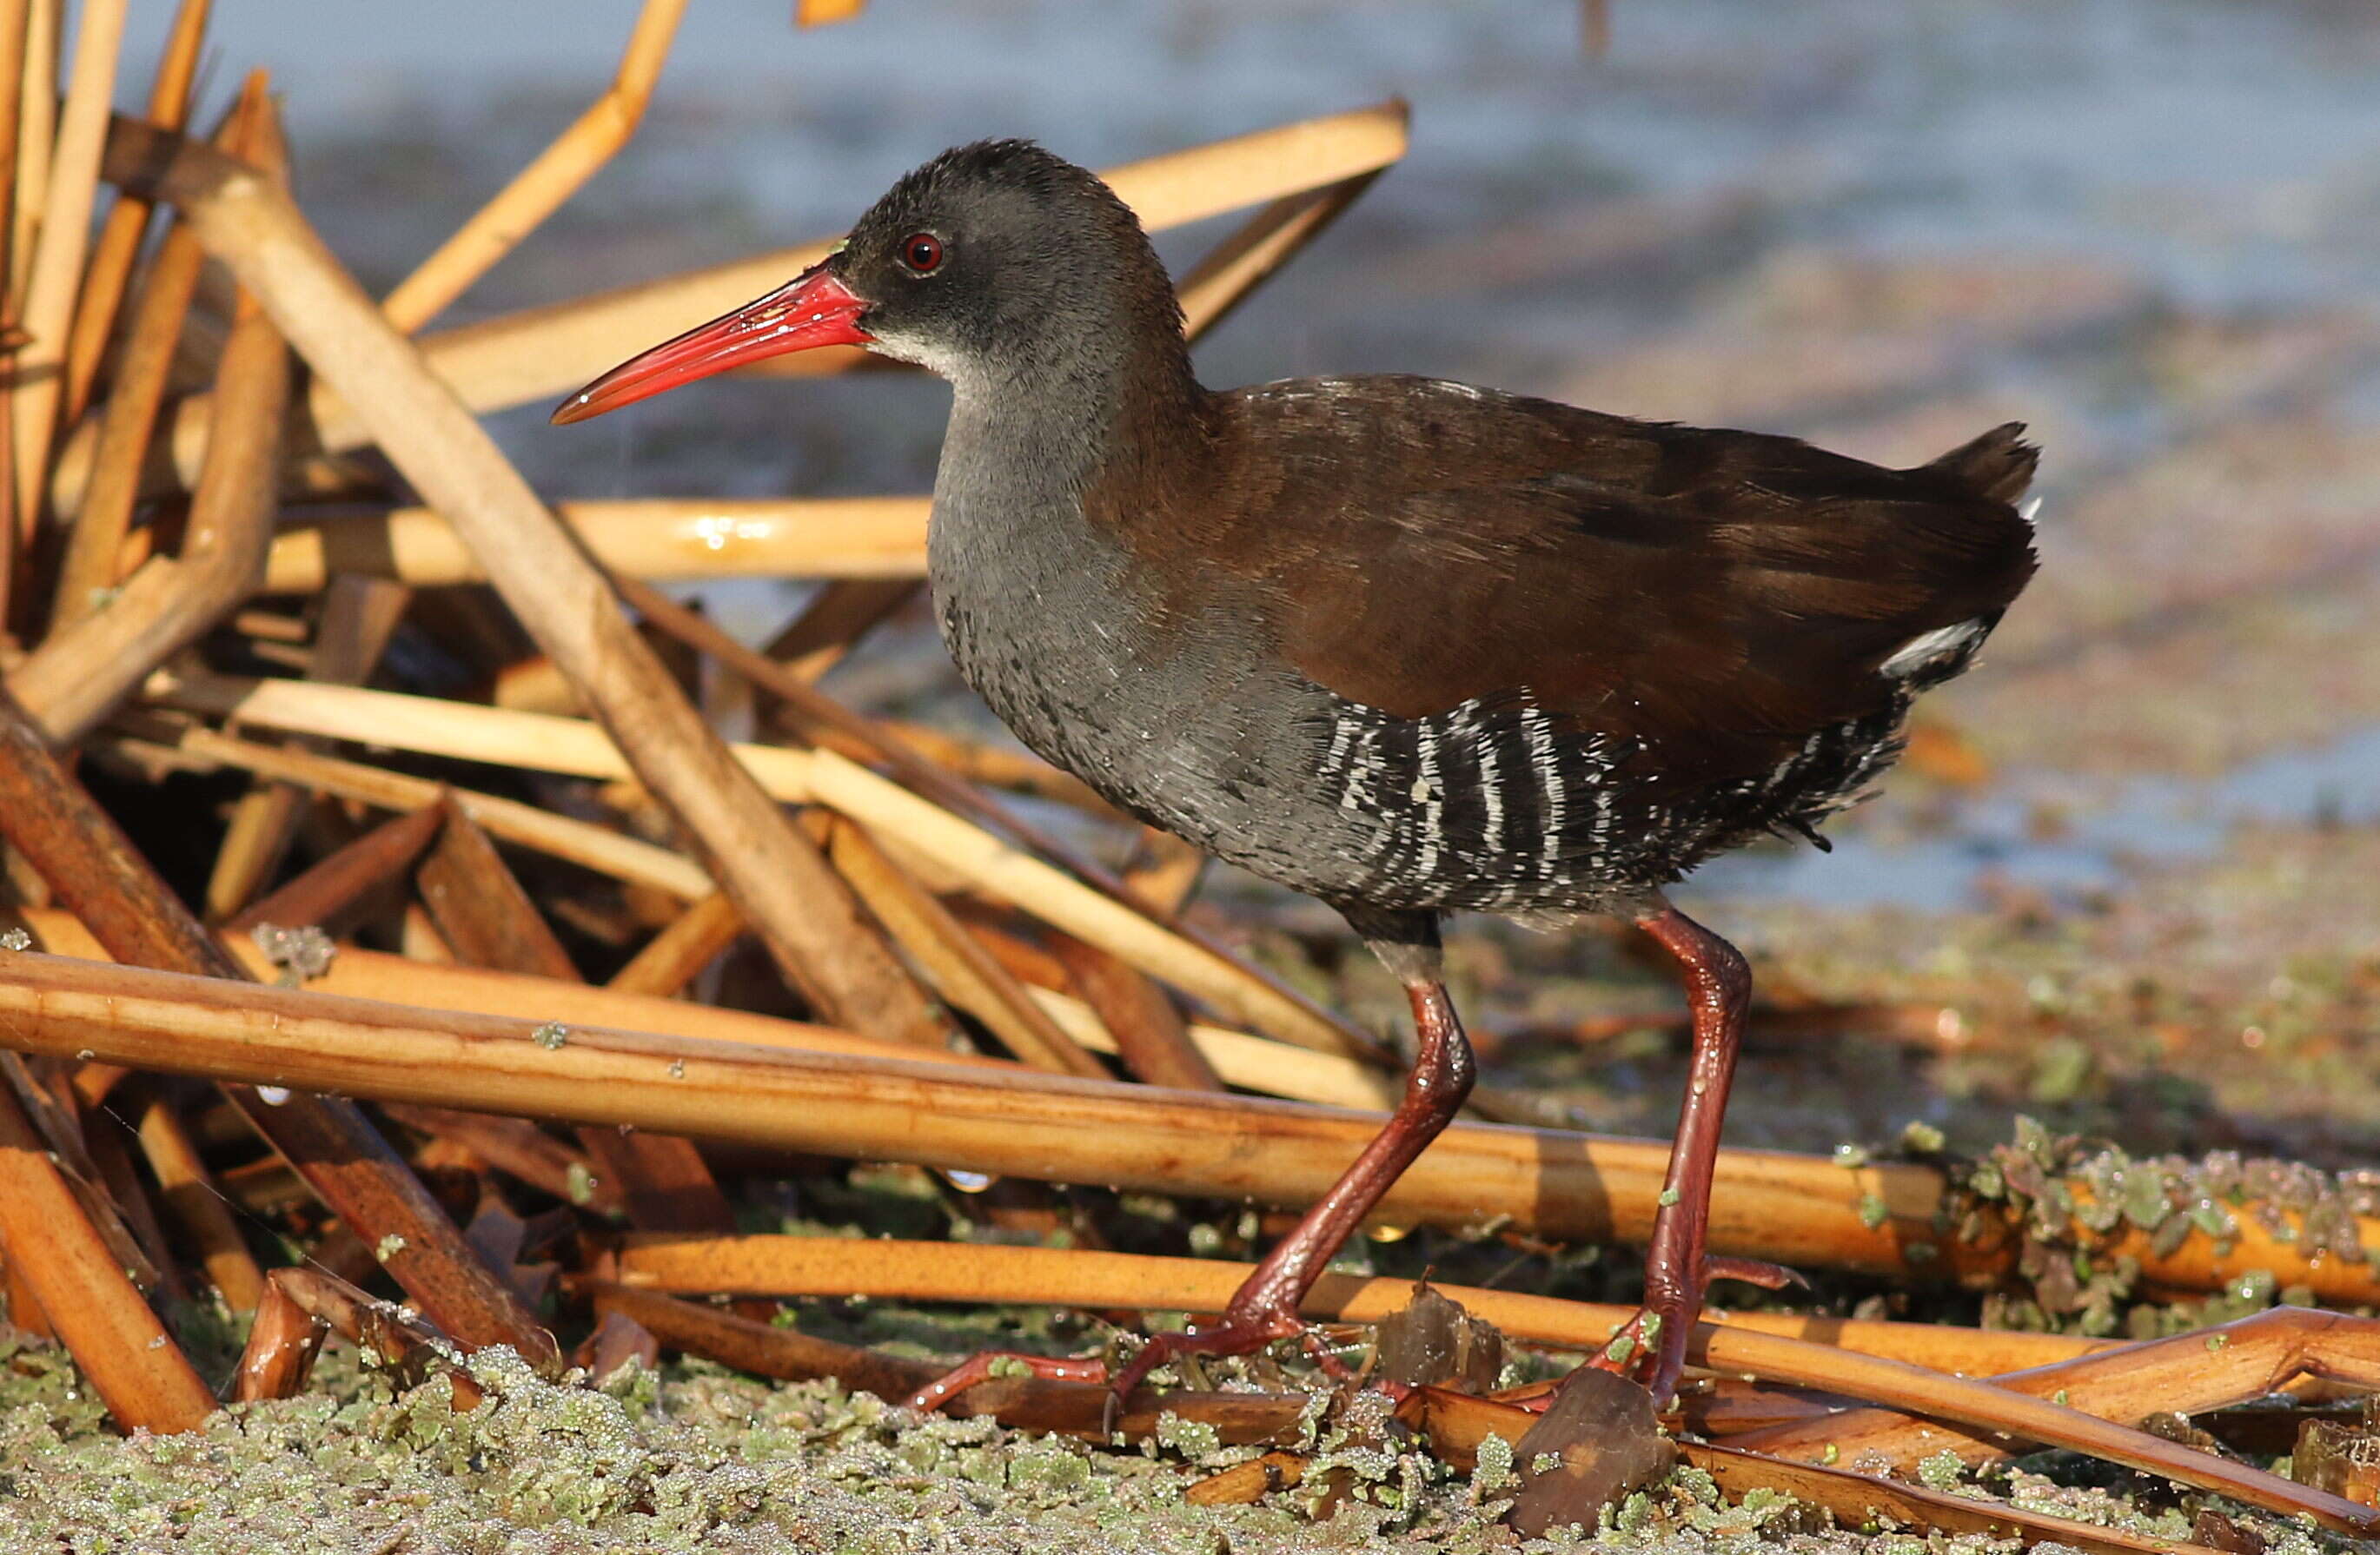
[1880,617,1987,680]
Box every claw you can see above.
[1705,1254,1808,1292]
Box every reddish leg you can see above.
[908,922,1475,1416]
[1588,901,1755,1406]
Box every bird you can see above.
[554,138,2039,1412]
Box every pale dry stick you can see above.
[139,721,715,900]
[610,1234,2104,1379]
[380,0,686,333]
[826,814,1106,1075]
[876,718,1114,816]
[69,101,1410,508]
[1170,169,1382,341]
[49,69,249,631]
[0,947,2013,1287]
[260,497,929,592]
[9,0,51,304]
[0,0,30,624]
[0,1074,215,1432]
[134,1090,267,1312]
[47,215,204,623]
[1733,1305,2380,1470]
[103,118,951,1050]
[155,675,1370,1059]
[10,0,127,527]
[204,575,414,918]
[59,0,208,426]
[606,889,741,997]
[767,579,919,684]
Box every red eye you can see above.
[902,233,943,274]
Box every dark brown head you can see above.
[552,139,1190,424]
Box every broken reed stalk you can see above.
[605,890,740,997]
[203,574,414,918]
[1733,1305,2380,1470]
[103,118,950,1051]
[221,797,445,936]
[134,1089,267,1312]
[260,497,930,592]
[414,796,739,1234]
[10,0,125,526]
[158,675,1377,1061]
[0,1072,215,1432]
[825,813,1104,1074]
[0,684,557,1366]
[608,1234,2103,1378]
[148,722,713,901]
[13,85,282,743]
[65,99,1409,513]
[379,0,686,332]
[60,0,207,426]
[0,0,29,623]
[9,0,53,308]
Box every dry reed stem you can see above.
[149,722,713,900]
[0,1069,215,1431]
[0,948,1992,1283]
[260,498,930,591]
[606,890,741,997]
[418,796,737,1234]
[1052,930,1223,1092]
[381,0,686,332]
[1171,170,1382,340]
[0,681,558,1366]
[1734,1305,2380,1469]
[0,0,30,624]
[618,569,1143,930]
[10,0,126,526]
[16,77,277,741]
[135,1090,266,1312]
[26,897,1387,1110]
[204,575,414,919]
[609,1234,2102,1378]
[103,121,951,1051]
[827,814,1102,1075]
[157,675,1376,1061]
[59,0,206,425]
[220,779,445,936]
[72,101,1409,508]
[380,1101,620,1215]
[873,719,1114,816]
[229,1268,328,1402]
[766,578,919,683]
[46,216,201,623]
[9,0,53,307]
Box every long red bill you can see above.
[550,263,872,425]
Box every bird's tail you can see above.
[1926,421,2039,506]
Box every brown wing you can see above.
[1137,376,2037,788]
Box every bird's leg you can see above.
[905,914,1475,1416]
[1588,900,1754,1407]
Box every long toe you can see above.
[905,1348,1111,1413]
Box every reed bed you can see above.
[0,3,2370,1547]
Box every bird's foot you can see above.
[905,1300,1349,1427]
[1587,1254,1807,1405]
[903,1349,1111,1413]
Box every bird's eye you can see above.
[901,233,944,274]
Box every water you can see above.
[109,0,2380,913]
